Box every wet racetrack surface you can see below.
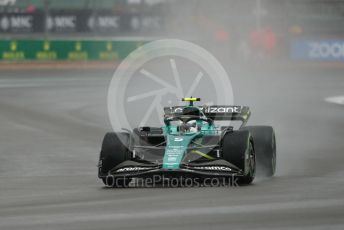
[0,66,344,229]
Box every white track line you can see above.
[1,198,344,226]
[325,96,344,105]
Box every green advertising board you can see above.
[0,40,146,61]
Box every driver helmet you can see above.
[186,120,198,133]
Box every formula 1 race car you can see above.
[98,97,276,187]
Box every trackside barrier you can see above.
[291,39,344,61]
[0,40,146,61]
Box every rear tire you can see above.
[241,126,276,177]
[98,132,132,187]
[222,130,256,185]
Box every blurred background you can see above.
[1,0,344,63]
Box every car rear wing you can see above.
[163,106,251,125]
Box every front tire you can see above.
[98,132,132,187]
[222,130,256,185]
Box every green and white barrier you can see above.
[0,39,146,61]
